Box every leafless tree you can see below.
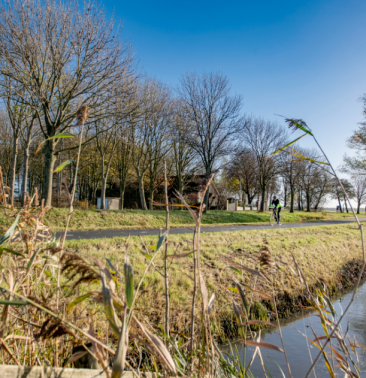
[168,100,197,203]
[297,149,333,211]
[131,79,171,210]
[242,117,287,211]
[0,109,13,184]
[21,112,41,206]
[280,145,303,212]
[114,124,133,210]
[352,175,366,214]
[331,178,355,213]
[178,71,244,210]
[0,0,136,206]
[95,120,118,209]
[226,148,260,207]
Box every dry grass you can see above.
[0,208,356,232]
[65,222,365,340]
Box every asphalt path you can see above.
[56,217,366,241]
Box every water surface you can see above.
[221,282,366,377]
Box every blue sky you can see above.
[105,0,366,194]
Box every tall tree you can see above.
[0,0,135,206]
[242,117,287,211]
[331,178,355,213]
[352,175,366,214]
[131,79,171,210]
[281,146,303,213]
[115,124,133,210]
[178,71,243,210]
[226,148,260,207]
[95,120,118,209]
[169,100,197,202]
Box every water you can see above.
[221,282,366,377]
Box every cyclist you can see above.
[269,195,282,224]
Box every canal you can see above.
[221,282,366,377]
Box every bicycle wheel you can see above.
[270,213,276,226]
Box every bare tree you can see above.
[131,79,171,210]
[2,81,34,205]
[169,100,197,202]
[226,148,260,207]
[297,149,333,211]
[95,120,118,209]
[0,109,13,184]
[178,72,243,210]
[0,0,136,206]
[331,178,355,213]
[281,146,303,212]
[242,117,287,211]
[352,175,366,214]
[115,124,133,210]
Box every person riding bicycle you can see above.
[269,196,282,224]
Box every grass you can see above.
[1,208,357,231]
[65,221,365,340]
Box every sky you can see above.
[103,0,366,206]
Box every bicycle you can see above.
[269,206,281,226]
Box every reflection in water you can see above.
[220,282,366,377]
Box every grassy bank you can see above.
[65,221,365,340]
[1,207,356,231]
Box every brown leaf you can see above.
[244,340,284,353]
[134,318,176,373]
[68,351,88,364]
[229,262,268,281]
[166,251,194,259]
[199,274,208,312]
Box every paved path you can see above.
[56,217,366,241]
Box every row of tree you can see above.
[1,0,365,213]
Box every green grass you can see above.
[1,208,356,232]
[65,222,365,340]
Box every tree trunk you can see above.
[260,185,266,212]
[9,131,19,206]
[177,173,183,210]
[357,200,360,215]
[149,183,154,210]
[21,145,30,207]
[42,139,56,207]
[137,174,147,210]
[306,191,311,212]
[120,188,125,210]
[57,140,63,195]
[101,177,107,209]
[344,199,349,213]
[337,196,342,212]
[284,186,287,207]
[290,187,294,213]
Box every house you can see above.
[160,174,220,208]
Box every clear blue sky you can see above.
[105,0,366,178]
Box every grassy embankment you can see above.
[65,221,365,340]
[4,208,356,231]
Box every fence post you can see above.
[235,201,238,212]
[226,200,229,211]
